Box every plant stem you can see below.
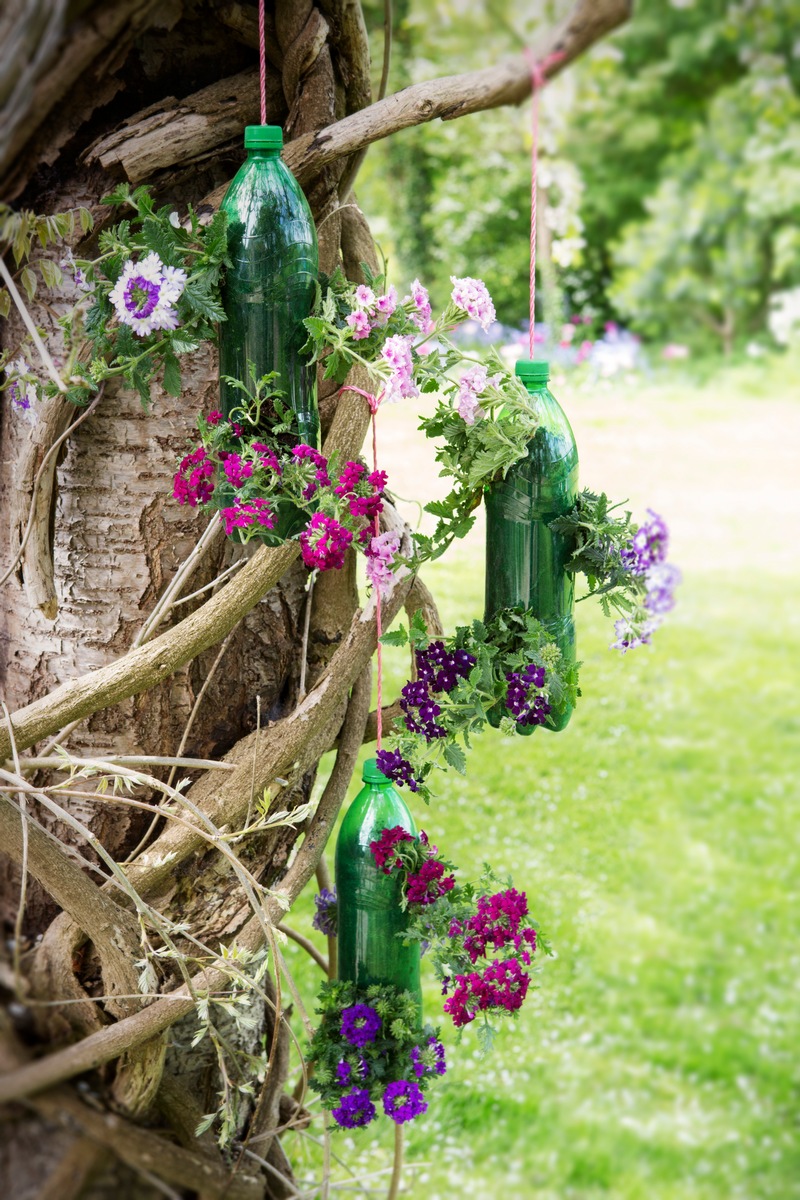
[386,1124,404,1200]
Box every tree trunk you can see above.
[0,2,631,1196]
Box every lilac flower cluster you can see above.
[4,357,37,411]
[312,887,338,937]
[450,276,496,331]
[407,279,433,333]
[299,511,353,571]
[365,530,400,599]
[381,334,419,405]
[621,509,669,575]
[345,283,398,340]
[443,887,538,1029]
[109,251,187,337]
[615,510,682,652]
[456,363,501,425]
[504,662,551,728]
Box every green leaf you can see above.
[443,743,467,775]
[0,289,9,318]
[20,266,36,301]
[38,259,63,289]
[380,627,408,648]
[162,351,181,398]
[79,207,94,234]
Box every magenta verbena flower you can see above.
[173,445,214,507]
[369,826,414,873]
[219,497,276,537]
[382,1079,428,1124]
[299,512,352,571]
[450,275,496,331]
[109,251,186,337]
[462,889,537,964]
[376,748,421,792]
[340,1003,382,1048]
[291,443,330,498]
[221,451,253,489]
[443,955,531,1027]
[405,858,456,906]
[332,1086,376,1129]
[312,887,337,937]
[252,441,282,475]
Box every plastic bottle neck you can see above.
[246,148,281,161]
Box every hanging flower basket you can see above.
[484,359,579,732]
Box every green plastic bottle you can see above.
[218,125,319,538]
[335,758,422,1007]
[484,359,578,733]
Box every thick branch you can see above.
[0,659,376,1105]
[205,0,631,205]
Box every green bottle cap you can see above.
[244,124,283,150]
[515,359,550,385]
[362,757,390,784]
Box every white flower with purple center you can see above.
[109,251,187,338]
[610,612,662,654]
[450,275,496,331]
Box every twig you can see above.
[278,923,328,974]
[2,703,28,999]
[316,858,337,980]
[0,387,104,591]
[298,569,317,700]
[133,517,223,647]
[246,692,261,831]
[321,1112,332,1200]
[386,1125,404,1200]
[379,0,392,101]
[12,755,236,773]
[0,254,67,391]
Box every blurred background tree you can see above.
[359,0,800,352]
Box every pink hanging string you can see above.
[339,385,386,752]
[523,49,565,359]
[259,0,267,125]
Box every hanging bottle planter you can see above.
[335,758,422,1009]
[484,359,579,733]
[218,124,319,537]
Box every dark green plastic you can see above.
[219,134,319,536]
[484,360,578,733]
[335,759,422,1007]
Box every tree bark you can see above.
[0,2,630,1196]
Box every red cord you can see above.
[259,0,267,125]
[523,50,565,359]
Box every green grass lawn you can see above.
[280,357,800,1198]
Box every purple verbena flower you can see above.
[340,1004,382,1048]
[382,1079,428,1125]
[621,509,669,576]
[332,1087,376,1129]
[312,887,337,937]
[644,562,682,615]
[410,1035,447,1079]
[375,749,420,792]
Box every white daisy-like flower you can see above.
[109,251,187,337]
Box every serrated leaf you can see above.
[380,626,408,647]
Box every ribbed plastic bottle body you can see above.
[484,380,579,732]
[219,150,319,449]
[335,769,422,1004]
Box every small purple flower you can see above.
[621,510,669,576]
[376,748,420,792]
[312,887,337,937]
[332,1087,376,1129]
[407,279,432,332]
[410,1035,447,1079]
[336,1060,351,1086]
[610,614,661,654]
[382,1079,428,1125]
[340,1004,381,1048]
[645,562,682,615]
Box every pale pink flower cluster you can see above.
[345,284,398,340]
[456,364,501,425]
[366,530,401,598]
[381,334,419,405]
[450,276,496,331]
[406,278,433,333]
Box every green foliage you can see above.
[307,979,440,1116]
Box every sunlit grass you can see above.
[280,358,800,1198]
